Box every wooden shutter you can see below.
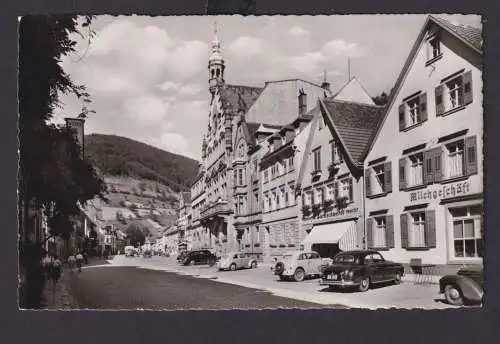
[365,169,372,197]
[366,218,374,249]
[465,135,478,176]
[419,92,428,122]
[399,158,407,191]
[462,70,473,105]
[348,178,354,202]
[334,181,339,199]
[425,210,436,248]
[398,103,406,131]
[384,161,392,193]
[424,150,434,184]
[435,85,445,115]
[400,213,409,249]
[385,215,395,248]
[433,147,443,182]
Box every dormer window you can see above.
[425,33,442,65]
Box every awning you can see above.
[302,221,355,246]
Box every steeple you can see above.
[208,20,225,94]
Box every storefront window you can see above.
[409,212,426,247]
[451,205,482,258]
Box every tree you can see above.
[372,91,389,106]
[125,223,146,247]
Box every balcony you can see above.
[200,200,232,220]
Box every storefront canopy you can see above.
[302,221,355,245]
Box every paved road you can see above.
[67,266,341,310]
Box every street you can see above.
[67,265,336,309]
[58,255,460,310]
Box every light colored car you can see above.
[217,252,258,271]
[272,251,324,282]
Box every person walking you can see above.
[42,253,53,280]
[51,256,62,287]
[76,252,84,273]
[67,253,76,273]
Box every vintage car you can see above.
[320,250,405,292]
[272,251,324,282]
[142,250,152,258]
[182,249,217,266]
[177,251,189,263]
[217,252,258,271]
[439,266,483,306]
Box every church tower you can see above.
[208,22,225,94]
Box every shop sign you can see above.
[409,181,471,203]
[323,207,359,218]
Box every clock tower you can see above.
[208,21,225,95]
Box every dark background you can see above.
[1,0,498,343]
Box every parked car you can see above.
[177,251,189,263]
[143,250,152,258]
[272,251,324,282]
[217,252,258,271]
[124,246,136,257]
[182,249,217,266]
[439,266,483,306]
[320,250,404,292]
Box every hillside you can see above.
[85,134,199,192]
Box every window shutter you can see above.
[462,70,473,105]
[348,178,354,201]
[384,161,392,193]
[424,150,434,184]
[419,93,428,122]
[334,181,339,199]
[398,103,406,131]
[399,158,407,191]
[365,169,372,196]
[366,218,374,249]
[435,85,445,115]
[465,135,478,176]
[424,210,436,248]
[433,147,443,182]
[400,213,409,249]
[385,215,395,248]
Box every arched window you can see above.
[216,68,220,77]
[211,69,215,78]
[237,139,246,158]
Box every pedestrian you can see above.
[68,253,76,272]
[97,247,102,260]
[76,252,84,272]
[42,253,53,280]
[51,256,62,287]
[82,250,88,265]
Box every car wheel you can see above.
[293,268,305,282]
[394,271,402,285]
[251,261,257,269]
[444,284,464,306]
[230,263,237,271]
[358,277,370,292]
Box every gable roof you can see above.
[331,77,375,105]
[320,98,385,166]
[220,84,263,113]
[367,15,483,155]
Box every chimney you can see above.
[298,88,307,115]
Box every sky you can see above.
[53,14,481,161]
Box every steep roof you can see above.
[321,99,385,165]
[220,84,263,113]
[431,16,482,52]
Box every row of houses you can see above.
[166,16,483,274]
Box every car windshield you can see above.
[333,254,359,264]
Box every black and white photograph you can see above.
[18,14,483,310]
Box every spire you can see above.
[210,20,222,62]
[208,19,225,93]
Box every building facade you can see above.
[298,78,385,258]
[363,16,483,273]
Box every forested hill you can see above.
[85,134,199,192]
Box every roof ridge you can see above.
[225,83,264,90]
[263,78,325,89]
[326,98,385,108]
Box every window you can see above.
[238,169,243,186]
[288,182,295,206]
[366,162,392,196]
[445,140,464,178]
[289,156,294,170]
[271,189,277,210]
[408,153,424,187]
[339,178,352,202]
[263,192,269,212]
[330,140,343,164]
[435,71,473,115]
[313,147,321,171]
[427,36,441,61]
[284,185,289,205]
[326,184,335,200]
[374,217,387,248]
[409,212,426,248]
[263,170,269,183]
[315,188,323,204]
[279,185,285,208]
[304,191,312,206]
[399,93,427,131]
[283,159,288,174]
[451,205,483,259]
[254,192,259,211]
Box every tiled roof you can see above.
[322,99,385,165]
[431,16,482,51]
[220,84,263,112]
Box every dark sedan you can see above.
[182,249,217,266]
[439,266,483,306]
[320,250,404,292]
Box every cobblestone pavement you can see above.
[106,255,462,310]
